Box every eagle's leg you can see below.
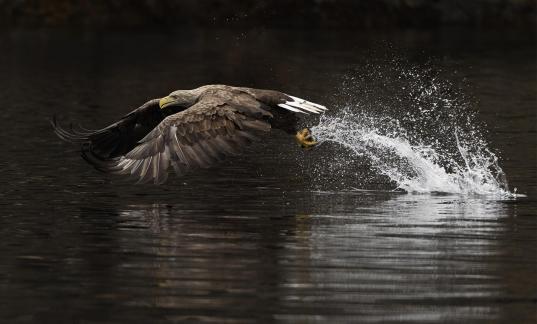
[295,128,318,149]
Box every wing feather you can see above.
[52,99,165,159]
[101,92,272,183]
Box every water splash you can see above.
[310,60,521,198]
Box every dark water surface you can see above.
[0,29,536,323]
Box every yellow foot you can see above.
[295,128,318,149]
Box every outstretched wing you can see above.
[86,89,274,184]
[52,99,165,159]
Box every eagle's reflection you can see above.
[110,192,516,322]
[114,201,314,319]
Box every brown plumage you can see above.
[52,84,326,184]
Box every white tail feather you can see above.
[277,103,306,113]
[277,95,327,114]
[289,95,327,110]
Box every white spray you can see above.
[310,60,520,197]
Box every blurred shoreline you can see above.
[0,0,535,30]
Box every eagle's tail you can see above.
[278,95,328,114]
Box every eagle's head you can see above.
[159,90,197,110]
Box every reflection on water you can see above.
[0,29,535,323]
[82,193,526,323]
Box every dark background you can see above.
[1,0,535,30]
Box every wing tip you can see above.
[51,115,93,143]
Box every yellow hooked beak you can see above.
[159,96,176,109]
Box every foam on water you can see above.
[310,60,521,198]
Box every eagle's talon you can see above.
[296,128,318,149]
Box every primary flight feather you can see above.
[52,84,326,184]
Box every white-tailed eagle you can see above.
[52,85,326,184]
